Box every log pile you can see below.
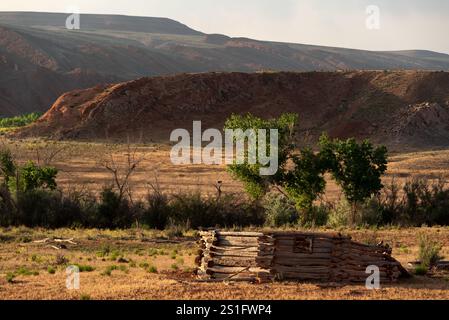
[196,231,408,283]
[196,231,274,282]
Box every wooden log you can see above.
[273,265,330,274]
[208,245,260,252]
[218,239,260,246]
[217,231,263,237]
[274,245,332,254]
[207,266,269,274]
[274,253,332,260]
[270,231,351,239]
[206,257,272,268]
[273,258,332,267]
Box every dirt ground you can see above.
[0,227,448,300]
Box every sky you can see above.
[1,0,448,53]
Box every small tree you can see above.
[0,149,16,185]
[99,143,145,203]
[8,161,58,194]
[224,114,328,212]
[319,135,388,224]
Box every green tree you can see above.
[224,113,328,212]
[8,161,58,194]
[319,134,388,224]
[224,113,298,199]
[282,148,327,210]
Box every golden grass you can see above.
[1,139,449,299]
[0,227,448,300]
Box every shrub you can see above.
[17,190,62,228]
[165,221,186,238]
[94,187,140,229]
[6,272,15,283]
[101,265,119,276]
[418,234,443,268]
[300,204,329,227]
[0,186,17,226]
[359,198,383,226]
[169,192,263,229]
[263,192,298,227]
[148,266,158,274]
[414,265,428,276]
[142,191,172,230]
[47,266,56,274]
[74,264,95,272]
[327,198,351,228]
[377,178,449,227]
[16,189,85,228]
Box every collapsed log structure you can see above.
[196,231,408,283]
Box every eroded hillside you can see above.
[15,71,449,148]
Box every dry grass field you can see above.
[1,139,449,300]
[0,227,448,300]
[4,139,449,201]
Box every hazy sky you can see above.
[1,0,448,53]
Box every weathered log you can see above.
[196,230,405,283]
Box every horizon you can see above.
[0,0,448,54]
[2,10,449,56]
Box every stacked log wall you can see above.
[196,231,407,283]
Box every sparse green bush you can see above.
[148,266,158,274]
[418,234,443,268]
[47,266,56,274]
[262,192,298,227]
[414,265,428,276]
[74,264,95,273]
[327,198,351,228]
[0,112,41,128]
[6,272,15,283]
